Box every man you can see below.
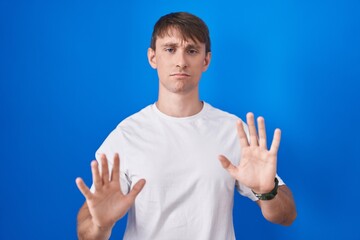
[76,12,297,240]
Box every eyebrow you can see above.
[161,42,201,49]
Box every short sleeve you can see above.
[89,126,131,195]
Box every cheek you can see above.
[156,56,170,70]
[194,62,207,74]
[156,64,169,79]
[156,63,167,74]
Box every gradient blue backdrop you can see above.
[1,0,359,239]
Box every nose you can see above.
[175,51,188,69]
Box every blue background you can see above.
[1,0,359,239]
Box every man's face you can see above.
[148,28,211,95]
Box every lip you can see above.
[170,73,191,77]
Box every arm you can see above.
[219,113,296,226]
[256,185,296,226]
[77,202,113,240]
[76,154,146,239]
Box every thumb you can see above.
[127,179,146,200]
[218,155,238,177]
[218,155,236,170]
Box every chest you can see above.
[121,120,240,187]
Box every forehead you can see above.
[155,27,203,47]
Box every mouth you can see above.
[170,73,191,77]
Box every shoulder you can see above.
[115,104,156,133]
[203,102,242,123]
[95,104,155,154]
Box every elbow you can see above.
[282,200,297,226]
[279,210,297,226]
[263,207,297,226]
[281,209,297,226]
[285,208,297,226]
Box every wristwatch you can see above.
[252,177,279,201]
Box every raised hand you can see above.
[219,113,281,194]
[76,154,146,229]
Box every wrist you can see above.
[252,178,279,201]
[88,220,114,240]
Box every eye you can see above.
[187,49,199,55]
[165,48,175,53]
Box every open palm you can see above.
[219,113,281,193]
[76,154,145,229]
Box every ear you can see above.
[202,52,212,72]
[147,48,157,69]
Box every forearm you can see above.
[77,203,113,240]
[257,185,297,226]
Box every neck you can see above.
[156,89,203,117]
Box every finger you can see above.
[246,112,258,146]
[111,153,120,182]
[236,120,249,147]
[270,128,281,154]
[127,179,146,200]
[257,116,267,149]
[218,155,238,177]
[75,177,93,200]
[100,154,110,184]
[91,160,102,190]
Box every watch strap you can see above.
[252,177,279,201]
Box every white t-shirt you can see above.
[95,102,284,240]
